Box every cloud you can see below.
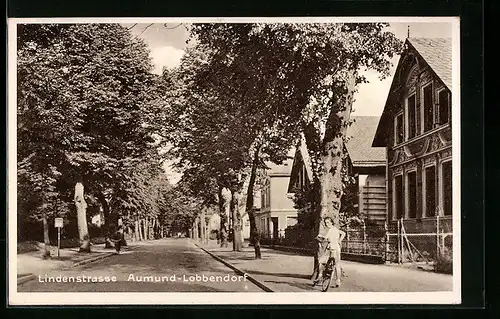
[150,45,185,75]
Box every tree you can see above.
[170,29,305,255]
[17,23,168,252]
[183,23,402,272]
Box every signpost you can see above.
[55,218,63,258]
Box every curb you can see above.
[69,252,116,269]
[17,274,37,285]
[17,251,117,285]
[193,242,274,292]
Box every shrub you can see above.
[434,246,453,274]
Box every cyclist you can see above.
[314,216,345,287]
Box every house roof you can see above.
[346,116,386,166]
[408,38,452,91]
[372,37,452,147]
[288,115,385,191]
[264,148,295,177]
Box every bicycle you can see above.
[313,239,340,292]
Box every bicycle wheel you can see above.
[321,260,334,292]
[321,273,333,292]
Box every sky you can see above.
[124,21,453,183]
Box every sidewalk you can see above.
[196,240,453,292]
[16,244,121,283]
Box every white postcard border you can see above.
[8,16,462,306]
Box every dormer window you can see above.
[422,83,434,132]
[394,112,404,145]
[407,94,417,140]
[438,90,451,125]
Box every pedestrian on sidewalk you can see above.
[314,217,345,287]
[220,223,229,248]
[112,225,124,254]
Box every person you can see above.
[314,217,345,287]
[112,225,124,254]
[220,223,229,248]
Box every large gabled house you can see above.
[287,116,387,225]
[372,38,453,241]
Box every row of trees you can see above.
[16,24,200,257]
[17,23,402,281]
[166,22,402,281]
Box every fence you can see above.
[342,223,386,257]
[272,216,452,266]
[386,216,453,264]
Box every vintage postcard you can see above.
[8,16,461,305]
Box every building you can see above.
[287,116,387,225]
[345,116,387,225]
[372,38,453,247]
[256,152,297,240]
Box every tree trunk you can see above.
[200,210,206,244]
[246,147,262,259]
[306,70,356,280]
[152,218,157,239]
[97,192,114,248]
[74,182,91,253]
[143,218,148,241]
[42,210,51,258]
[138,218,144,241]
[218,186,229,248]
[194,218,198,240]
[231,189,243,252]
[134,218,140,241]
[127,225,132,242]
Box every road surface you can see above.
[18,238,263,292]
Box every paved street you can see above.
[18,238,263,292]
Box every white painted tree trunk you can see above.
[74,182,90,252]
[307,71,356,280]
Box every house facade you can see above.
[372,38,453,244]
[345,116,387,225]
[256,154,297,240]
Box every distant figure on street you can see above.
[112,225,125,254]
[220,224,228,248]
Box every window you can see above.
[424,166,436,217]
[438,90,450,125]
[423,84,434,132]
[394,175,404,219]
[286,216,298,227]
[297,169,303,190]
[407,94,417,139]
[407,171,417,218]
[266,185,271,207]
[395,113,404,144]
[261,188,266,208]
[442,161,452,216]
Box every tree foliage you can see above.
[17,23,174,243]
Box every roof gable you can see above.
[408,38,452,91]
[372,37,452,147]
